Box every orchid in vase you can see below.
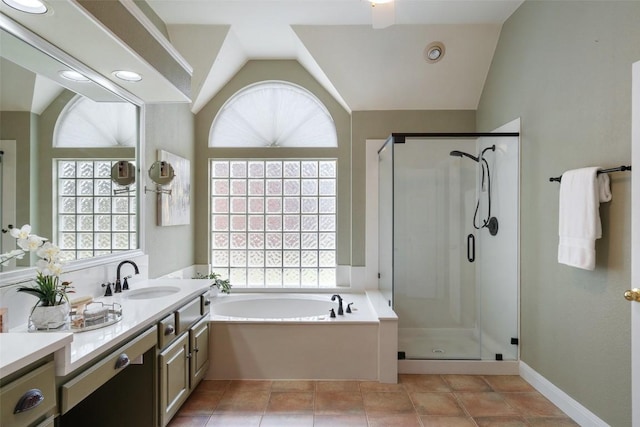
[1,225,73,327]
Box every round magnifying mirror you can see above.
[148,160,175,185]
[111,161,136,186]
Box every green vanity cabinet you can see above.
[158,293,210,427]
[159,332,190,426]
[0,359,57,427]
[190,317,209,387]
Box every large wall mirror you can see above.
[0,16,142,280]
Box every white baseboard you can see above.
[519,362,609,427]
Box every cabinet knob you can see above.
[164,325,175,336]
[115,353,130,369]
[14,389,44,414]
[193,347,199,353]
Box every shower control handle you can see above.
[467,234,475,263]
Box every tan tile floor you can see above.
[168,375,578,427]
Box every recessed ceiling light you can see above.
[59,70,90,82]
[424,42,445,64]
[113,70,142,82]
[2,0,48,14]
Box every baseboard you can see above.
[519,361,609,427]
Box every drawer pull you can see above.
[14,389,44,414]
[164,325,175,336]
[186,353,192,359]
[204,300,211,306]
[115,354,130,370]
[193,347,199,353]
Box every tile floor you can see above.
[168,375,578,427]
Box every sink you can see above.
[125,286,181,300]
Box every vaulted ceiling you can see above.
[147,0,524,113]
[1,0,524,114]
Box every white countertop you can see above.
[3,279,211,377]
[0,332,72,378]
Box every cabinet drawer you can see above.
[176,297,201,334]
[60,326,157,414]
[158,312,177,349]
[0,361,56,427]
[201,294,211,316]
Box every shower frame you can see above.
[379,131,520,368]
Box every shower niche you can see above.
[378,127,520,362]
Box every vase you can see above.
[30,301,70,330]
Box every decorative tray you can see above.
[70,302,123,332]
[28,301,123,332]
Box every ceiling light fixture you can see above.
[113,70,142,82]
[2,0,48,14]
[424,42,445,64]
[59,70,90,82]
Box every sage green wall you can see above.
[194,60,351,266]
[477,2,639,425]
[1,111,34,266]
[350,110,476,265]
[144,103,196,277]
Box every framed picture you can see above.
[157,150,190,226]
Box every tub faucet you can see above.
[115,260,139,293]
[331,294,344,315]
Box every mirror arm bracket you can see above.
[144,185,172,195]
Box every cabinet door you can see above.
[159,333,189,427]
[189,317,210,389]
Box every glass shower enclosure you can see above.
[379,133,519,361]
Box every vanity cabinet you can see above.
[58,326,158,427]
[159,332,189,426]
[0,359,56,427]
[158,293,210,426]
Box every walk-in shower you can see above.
[378,130,520,364]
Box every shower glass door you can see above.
[393,138,480,360]
[386,130,520,362]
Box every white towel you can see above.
[557,167,611,270]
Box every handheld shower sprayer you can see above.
[450,144,499,236]
[449,150,479,162]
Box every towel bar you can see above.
[549,165,631,182]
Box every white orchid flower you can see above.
[9,224,31,239]
[0,249,26,266]
[17,234,45,252]
[36,259,63,277]
[37,242,60,262]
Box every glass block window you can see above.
[55,160,136,261]
[210,159,337,288]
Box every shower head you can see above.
[449,150,479,162]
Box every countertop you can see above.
[2,279,211,378]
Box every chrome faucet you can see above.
[331,294,344,315]
[115,260,139,293]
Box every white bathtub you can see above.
[210,293,375,321]
[206,292,398,382]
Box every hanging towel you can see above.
[558,167,612,270]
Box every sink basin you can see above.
[125,286,181,300]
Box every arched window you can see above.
[209,81,338,288]
[55,95,137,147]
[209,81,337,148]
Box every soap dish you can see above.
[70,302,123,332]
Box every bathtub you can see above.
[206,292,398,382]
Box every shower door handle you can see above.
[467,234,475,263]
